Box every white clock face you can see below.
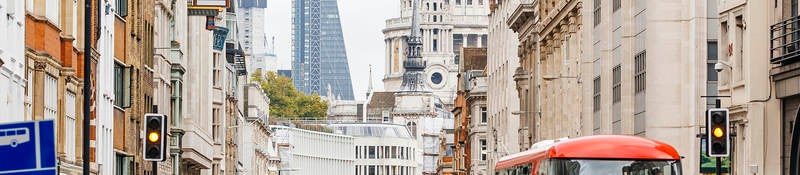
[426,65,448,90]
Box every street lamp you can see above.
[714,60,735,106]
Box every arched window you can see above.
[433,15,437,22]
[427,3,430,10]
[434,3,437,11]
[406,122,417,137]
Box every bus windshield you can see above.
[548,159,682,175]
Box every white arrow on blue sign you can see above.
[0,120,56,175]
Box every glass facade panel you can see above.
[292,0,355,100]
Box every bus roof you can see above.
[495,135,681,170]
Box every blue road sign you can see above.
[0,120,56,175]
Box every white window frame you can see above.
[45,0,59,25]
[65,91,77,161]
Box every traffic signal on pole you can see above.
[707,108,730,157]
[144,114,166,161]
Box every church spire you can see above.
[367,64,374,98]
[398,0,430,93]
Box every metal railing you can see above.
[771,15,800,64]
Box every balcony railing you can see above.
[771,15,800,64]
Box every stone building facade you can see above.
[0,0,26,124]
[383,0,490,106]
[452,47,487,175]
[773,0,800,173]
[485,1,521,174]
[506,0,727,173]
[734,0,786,174]
[24,0,97,173]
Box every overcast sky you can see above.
[265,0,399,101]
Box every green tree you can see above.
[251,70,328,120]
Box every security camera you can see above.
[714,62,724,72]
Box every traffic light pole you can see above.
[715,99,721,175]
[153,161,157,175]
[716,157,722,175]
[82,0,93,174]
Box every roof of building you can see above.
[460,47,487,71]
[327,123,413,138]
[367,92,396,109]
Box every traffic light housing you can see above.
[707,108,730,157]
[143,114,166,161]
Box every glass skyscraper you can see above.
[292,0,355,100]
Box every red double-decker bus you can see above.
[494,135,682,175]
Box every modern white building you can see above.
[270,125,355,175]
[382,0,490,106]
[0,0,26,123]
[327,123,419,175]
[95,0,118,174]
[237,0,267,55]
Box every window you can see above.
[467,34,478,47]
[456,0,461,5]
[706,42,718,109]
[467,0,473,5]
[593,77,601,112]
[612,65,621,103]
[391,146,397,159]
[594,0,601,26]
[65,91,77,161]
[115,154,130,175]
[635,51,647,93]
[434,3,437,11]
[480,107,487,123]
[734,16,743,81]
[356,146,360,159]
[369,146,376,159]
[453,34,464,53]
[707,42,719,81]
[613,0,621,11]
[114,62,131,107]
[400,147,404,159]
[445,143,454,156]
[479,0,483,5]
[44,74,57,135]
[45,0,59,24]
[115,0,128,17]
[433,39,438,52]
[480,139,487,161]
[212,108,221,143]
[385,146,390,159]
[481,34,488,47]
[213,54,221,87]
[71,0,77,45]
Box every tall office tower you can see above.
[237,0,275,75]
[291,0,355,100]
[238,0,266,54]
[383,0,489,106]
